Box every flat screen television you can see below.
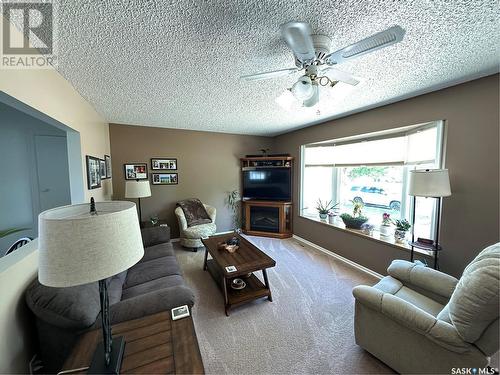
[242,168,291,201]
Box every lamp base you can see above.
[88,336,125,374]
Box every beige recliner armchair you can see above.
[353,243,499,374]
[174,204,216,251]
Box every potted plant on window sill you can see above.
[392,219,411,244]
[380,212,392,237]
[316,199,337,221]
[340,200,369,229]
[327,208,339,224]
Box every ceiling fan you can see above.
[241,22,405,108]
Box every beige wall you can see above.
[0,72,112,202]
[109,124,273,238]
[274,74,500,278]
[0,243,38,374]
[0,16,112,373]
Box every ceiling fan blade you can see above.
[240,67,299,81]
[325,25,405,65]
[281,21,316,65]
[321,67,360,86]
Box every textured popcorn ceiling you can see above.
[50,1,498,135]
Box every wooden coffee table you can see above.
[202,234,276,316]
[61,311,204,374]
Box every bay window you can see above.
[300,121,444,241]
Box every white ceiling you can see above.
[48,1,499,136]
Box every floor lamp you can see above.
[38,199,144,373]
[408,169,451,269]
[125,179,151,225]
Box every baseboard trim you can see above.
[292,235,383,280]
[214,230,234,235]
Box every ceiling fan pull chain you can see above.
[318,76,338,87]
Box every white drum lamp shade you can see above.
[125,180,151,199]
[408,169,451,198]
[38,201,144,287]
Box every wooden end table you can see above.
[61,311,204,374]
[202,234,276,316]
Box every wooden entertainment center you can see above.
[240,156,293,238]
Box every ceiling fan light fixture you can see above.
[302,83,320,107]
[275,89,298,110]
[291,75,314,100]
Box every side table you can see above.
[410,241,442,270]
[61,311,204,374]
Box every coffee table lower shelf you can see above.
[205,259,272,315]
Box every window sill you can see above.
[299,212,433,258]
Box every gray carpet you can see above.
[173,235,394,375]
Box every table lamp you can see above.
[125,180,151,224]
[38,199,144,374]
[408,169,451,266]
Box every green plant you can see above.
[340,213,369,229]
[0,228,28,238]
[225,190,241,229]
[316,199,338,214]
[392,219,411,231]
[351,200,364,217]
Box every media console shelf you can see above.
[240,156,293,239]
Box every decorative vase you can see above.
[361,224,375,236]
[328,215,335,224]
[319,213,327,220]
[380,225,392,237]
[394,229,407,244]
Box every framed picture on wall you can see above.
[124,163,148,180]
[104,155,112,178]
[99,159,107,179]
[86,156,101,189]
[151,158,177,170]
[151,173,178,185]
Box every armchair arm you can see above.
[105,285,195,326]
[353,285,472,353]
[204,205,216,222]
[387,260,458,301]
[174,207,188,232]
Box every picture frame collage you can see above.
[124,158,178,185]
[86,154,112,190]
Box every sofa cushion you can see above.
[109,285,195,325]
[25,279,100,329]
[121,274,185,300]
[107,277,123,305]
[448,243,500,343]
[183,222,217,239]
[140,242,175,263]
[124,256,181,288]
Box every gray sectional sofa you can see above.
[25,226,195,373]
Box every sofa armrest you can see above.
[353,285,472,353]
[105,285,195,325]
[174,207,188,232]
[387,260,458,300]
[141,226,170,247]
